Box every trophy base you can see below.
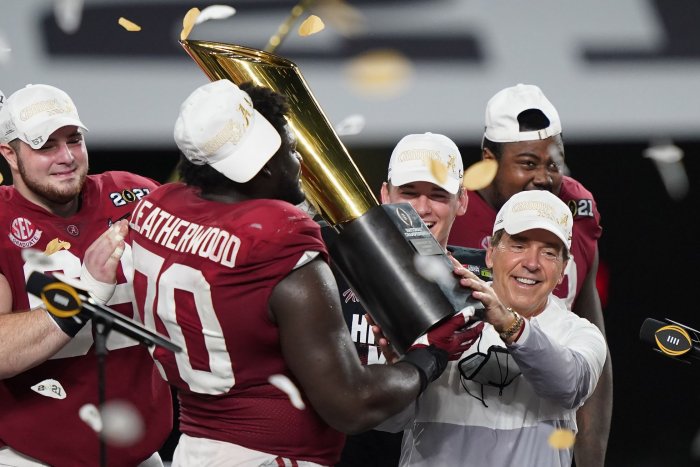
[327,203,483,355]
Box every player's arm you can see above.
[0,221,128,379]
[572,249,613,467]
[0,273,70,379]
[270,258,432,434]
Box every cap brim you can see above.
[390,170,460,194]
[24,116,88,149]
[501,218,570,253]
[210,109,282,183]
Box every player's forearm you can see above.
[574,350,612,467]
[0,309,70,379]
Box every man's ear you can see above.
[482,147,496,161]
[557,260,569,284]
[259,163,273,178]
[456,189,469,216]
[379,182,391,204]
[485,245,494,268]
[0,143,18,171]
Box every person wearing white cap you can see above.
[376,190,607,467]
[129,79,482,467]
[335,132,481,467]
[448,83,611,467]
[0,84,173,466]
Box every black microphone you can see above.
[639,317,700,363]
[27,271,181,354]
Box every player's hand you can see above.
[410,312,485,361]
[81,220,128,303]
[366,314,401,364]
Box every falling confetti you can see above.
[31,379,67,399]
[428,158,448,186]
[643,140,689,201]
[101,400,145,446]
[118,17,141,32]
[548,428,576,450]
[21,248,53,268]
[462,159,498,191]
[0,172,3,184]
[334,114,365,136]
[0,32,11,65]
[314,0,366,37]
[298,15,325,37]
[79,403,103,432]
[44,238,71,255]
[345,49,413,98]
[413,254,452,286]
[268,374,306,410]
[195,5,236,25]
[54,0,85,34]
[180,8,201,41]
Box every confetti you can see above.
[462,159,498,191]
[0,172,3,184]
[334,114,365,136]
[54,0,84,35]
[268,374,306,410]
[413,254,453,286]
[643,141,688,201]
[0,32,11,64]
[195,5,236,25]
[428,158,448,186]
[101,400,145,447]
[314,0,366,36]
[298,15,325,37]
[118,17,141,32]
[44,238,71,255]
[345,49,413,97]
[548,428,576,450]
[79,403,103,432]
[180,8,201,41]
[31,379,66,399]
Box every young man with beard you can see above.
[128,79,482,466]
[0,84,172,466]
[448,84,612,467]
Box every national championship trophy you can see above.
[180,40,482,354]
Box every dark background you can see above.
[7,138,690,466]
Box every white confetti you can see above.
[334,114,365,136]
[79,403,103,432]
[643,141,689,201]
[0,32,11,65]
[21,248,54,268]
[31,379,66,399]
[413,254,453,286]
[195,5,236,24]
[268,374,306,410]
[53,0,84,34]
[101,400,145,447]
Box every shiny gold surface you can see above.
[180,39,378,226]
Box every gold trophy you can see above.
[180,40,481,353]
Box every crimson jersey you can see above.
[448,176,602,310]
[129,183,345,465]
[0,172,172,467]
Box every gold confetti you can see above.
[0,172,4,184]
[298,15,325,37]
[548,428,576,450]
[44,238,71,256]
[180,8,201,41]
[345,49,413,97]
[117,17,141,32]
[462,159,498,191]
[428,158,448,186]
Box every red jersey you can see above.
[448,176,602,310]
[129,183,344,465]
[0,172,172,467]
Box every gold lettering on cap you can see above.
[19,99,74,121]
[202,119,244,155]
[238,98,252,127]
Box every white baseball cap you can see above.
[174,79,282,183]
[0,84,87,149]
[484,84,561,143]
[387,132,463,194]
[493,190,572,253]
